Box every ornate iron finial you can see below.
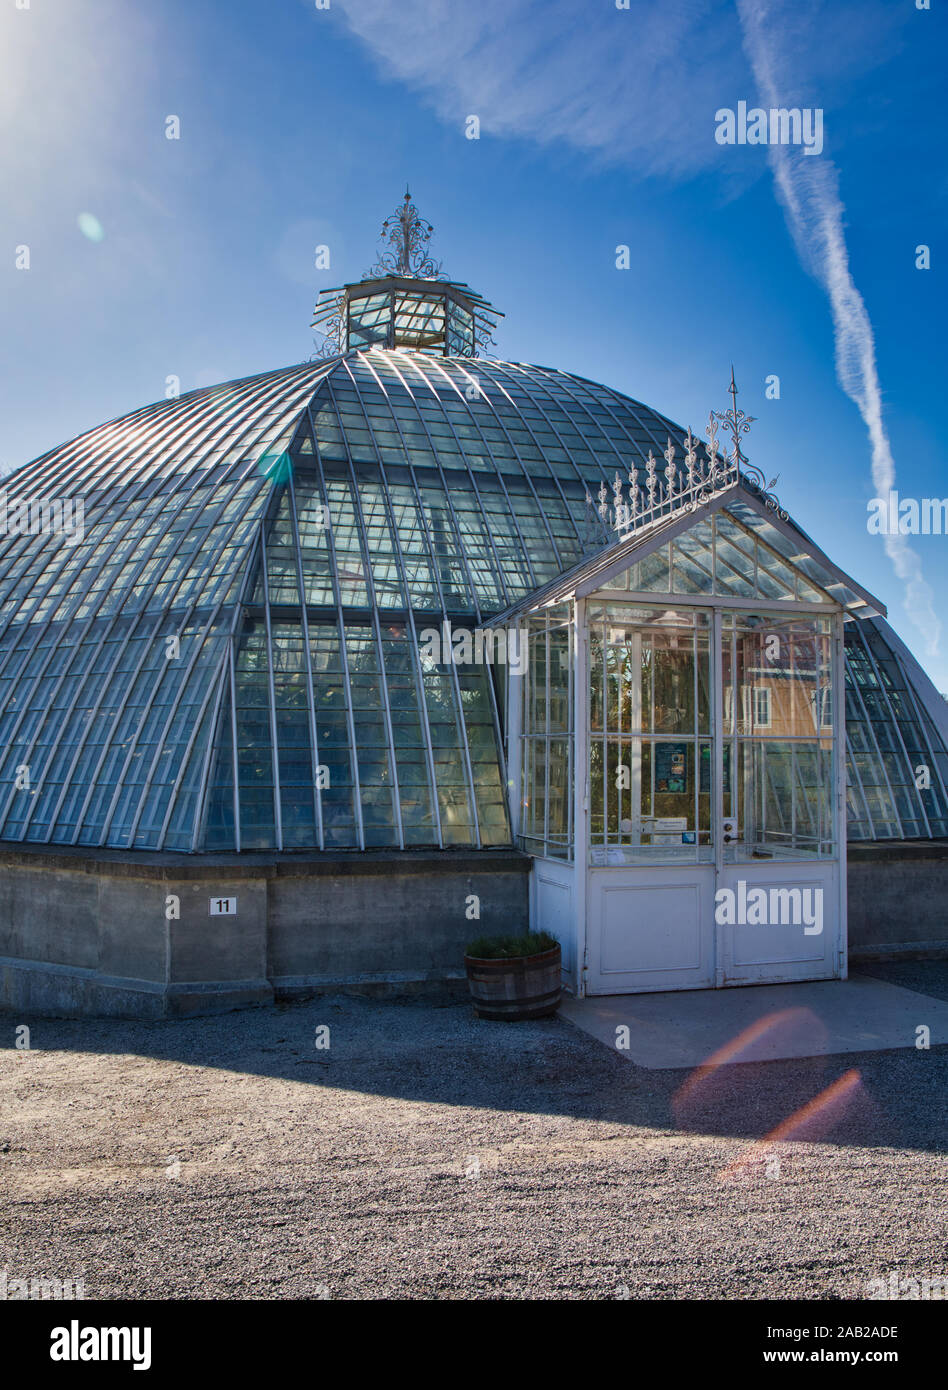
[645,449,658,508]
[711,368,789,520]
[712,367,756,468]
[682,427,699,490]
[368,189,444,280]
[663,437,677,495]
[705,411,721,470]
[312,189,503,359]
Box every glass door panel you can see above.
[588,604,712,863]
[722,613,835,861]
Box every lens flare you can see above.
[719,1068,863,1182]
[77,213,104,243]
[257,450,293,484]
[672,1007,826,1115]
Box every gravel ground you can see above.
[2,965,947,1301]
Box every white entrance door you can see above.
[584,604,845,995]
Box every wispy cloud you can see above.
[736,0,939,656]
[336,0,740,179]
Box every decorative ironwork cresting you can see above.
[590,371,788,540]
[368,188,444,280]
[312,300,345,359]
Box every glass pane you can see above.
[723,613,836,860]
[520,611,573,858]
[588,604,711,864]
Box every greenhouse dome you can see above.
[0,195,946,859]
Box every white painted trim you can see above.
[573,597,589,999]
[712,607,726,987]
[835,609,849,979]
[506,665,523,839]
[588,590,841,615]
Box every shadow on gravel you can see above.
[3,966,947,1156]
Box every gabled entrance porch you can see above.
[488,455,886,999]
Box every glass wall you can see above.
[587,604,712,863]
[343,285,478,356]
[604,510,831,603]
[845,619,948,840]
[583,605,836,864]
[520,609,573,859]
[722,613,835,860]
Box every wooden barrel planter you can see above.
[464,944,562,1021]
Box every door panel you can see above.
[717,861,839,985]
[587,865,715,993]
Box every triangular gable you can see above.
[483,482,886,624]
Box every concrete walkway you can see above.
[559,973,948,1069]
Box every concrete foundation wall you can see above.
[847,842,948,960]
[268,859,527,985]
[2,840,947,1018]
[0,845,531,1018]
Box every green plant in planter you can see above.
[464,930,561,1020]
[465,930,558,960]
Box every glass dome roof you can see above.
[1,346,946,852]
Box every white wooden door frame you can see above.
[581,600,846,995]
[574,597,589,997]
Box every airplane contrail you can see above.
[736,0,939,656]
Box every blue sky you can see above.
[1,0,945,683]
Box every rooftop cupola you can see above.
[312,189,502,357]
